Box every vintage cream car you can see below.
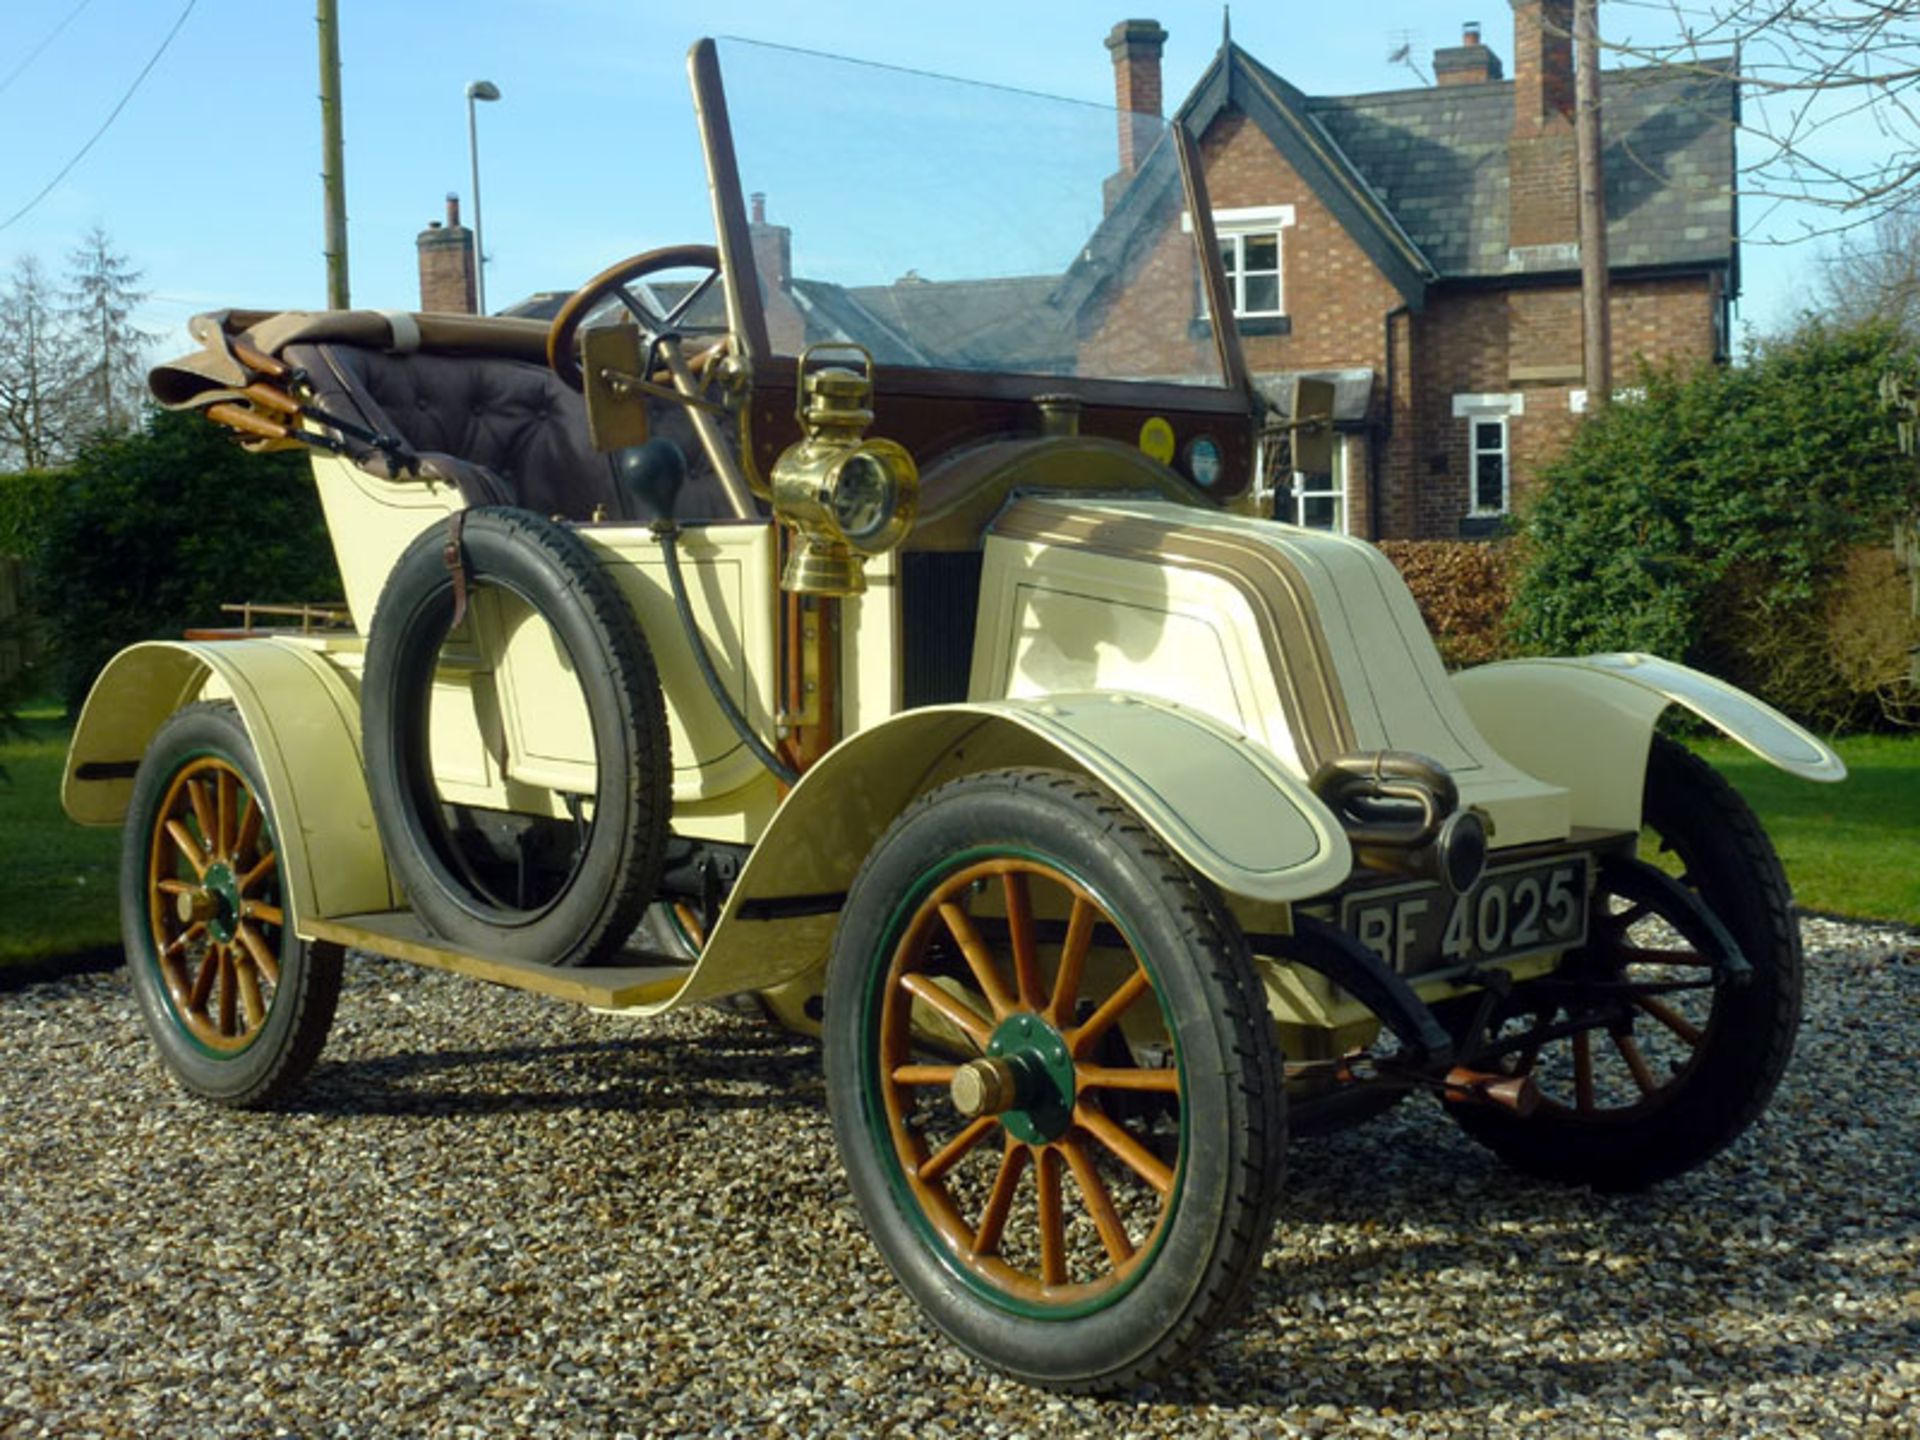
[66,40,1843,1391]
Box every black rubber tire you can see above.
[121,703,343,1108]
[1449,735,1802,1190]
[824,768,1284,1393]
[362,507,670,967]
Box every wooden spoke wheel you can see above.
[826,769,1283,1393]
[877,856,1183,1306]
[1448,736,1802,1190]
[121,704,342,1107]
[146,753,284,1051]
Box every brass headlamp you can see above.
[770,345,918,595]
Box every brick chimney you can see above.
[1104,18,1169,212]
[747,192,805,353]
[1435,21,1504,85]
[417,193,476,313]
[1507,0,1578,251]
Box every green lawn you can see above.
[0,708,122,966]
[1,713,1913,971]
[1691,732,1920,927]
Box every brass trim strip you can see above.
[989,501,1357,769]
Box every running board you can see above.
[302,911,690,1010]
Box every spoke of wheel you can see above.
[1047,897,1097,1026]
[186,778,217,853]
[1614,1031,1658,1096]
[156,878,195,897]
[216,769,235,859]
[971,1141,1028,1258]
[1062,1136,1135,1267]
[890,1064,957,1088]
[163,921,208,962]
[938,903,1016,1019]
[233,793,262,867]
[1618,945,1709,967]
[1035,1146,1067,1286]
[235,955,266,1030]
[1070,967,1152,1059]
[238,850,277,896]
[164,820,208,879]
[1610,901,1652,930]
[236,922,281,987]
[184,934,217,1011]
[1572,1029,1596,1114]
[916,1115,997,1184]
[217,949,238,1036]
[899,973,995,1051]
[1002,871,1043,1011]
[1075,1064,1180,1093]
[1073,1103,1173,1196]
[241,900,285,928]
[1634,994,1704,1046]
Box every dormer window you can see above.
[1183,205,1296,322]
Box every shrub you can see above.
[33,408,341,712]
[1377,539,1519,668]
[1510,318,1920,727]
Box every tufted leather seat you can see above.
[286,341,738,521]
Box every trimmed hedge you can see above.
[32,409,341,712]
[1510,319,1919,728]
[1378,539,1519,669]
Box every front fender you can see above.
[1453,653,1845,834]
[64,639,393,931]
[649,691,1351,1015]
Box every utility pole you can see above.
[317,0,350,309]
[1575,0,1610,406]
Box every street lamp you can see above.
[466,79,501,314]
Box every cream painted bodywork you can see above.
[1454,652,1846,833]
[596,691,1352,1018]
[64,639,395,931]
[971,499,1571,850]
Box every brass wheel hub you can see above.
[975,1012,1076,1145]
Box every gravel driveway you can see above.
[2,916,1915,1439]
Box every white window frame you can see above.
[1293,435,1351,533]
[1467,416,1510,516]
[1183,205,1295,320]
[1453,392,1524,517]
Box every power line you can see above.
[0,0,198,235]
[0,0,96,100]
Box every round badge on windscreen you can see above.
[1185,436,1222,488]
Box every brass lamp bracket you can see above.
[768,344,919,596]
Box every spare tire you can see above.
[362,507,670,967]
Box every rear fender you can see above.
[63,639,393,931]
[1453,653,1845,834]
[644,691,1352,1015]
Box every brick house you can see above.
[1089,7,1737,538]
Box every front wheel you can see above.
[120,703,343,1107]
[1447,736,1802,1190]
[825,769,1284,1392]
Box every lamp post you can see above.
[466,79,501,314]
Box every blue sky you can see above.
[0,0,1840,348]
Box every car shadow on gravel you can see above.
[286,1024,825,1119]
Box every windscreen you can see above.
[712,38,1226,388]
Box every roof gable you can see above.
[1173,44,1737,286]
[1179,46,1436,306]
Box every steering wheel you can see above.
[546,243,725,391]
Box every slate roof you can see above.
[1307,58,1739,281]
[1175,43,1738,295]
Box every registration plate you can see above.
[1340,854,1592,976]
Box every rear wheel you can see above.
[1448,736,1801,1189]
[825,769,1283,1392]
[120,703,342,1107]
